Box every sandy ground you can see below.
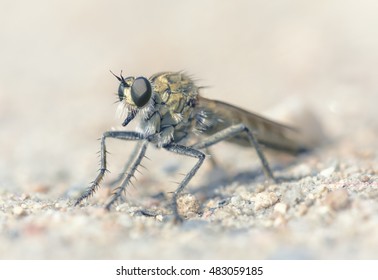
[0,0,377,259]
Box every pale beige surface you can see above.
[0,0,377,259]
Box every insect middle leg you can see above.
[74,131,145,206]
[191,123,276,182]
[164,143,205,222]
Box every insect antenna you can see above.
[109,70,128,86]
[109,70,122,82]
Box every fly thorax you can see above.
[135,105,160,136]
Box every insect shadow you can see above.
[189,157,310,202]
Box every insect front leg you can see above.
[164,144,205,223]
[108,140,144,187]
[191,124,276,182]
[74,131,145,206]
[105,140,148,210]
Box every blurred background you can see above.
[0,0,377,192]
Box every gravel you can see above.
[1,0,378,260]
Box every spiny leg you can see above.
[164,144,205,222]
[191,123,276,182]
[105,140,148,210]
[108,140,144,187]
[74,131,144,206]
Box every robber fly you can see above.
[75,71,308,221]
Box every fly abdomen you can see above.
[195,96,310,154]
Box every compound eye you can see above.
[118,83,125,101]
[131,77,152,107]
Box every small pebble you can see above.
[33,203,43,210]
[273,215,287,227]
[254,192,279,211]
[297,204,308,216]
[115,203,129,212]
[29,183,50,193]
[54,200,69,209]
[13,206,26,216]
[274,202,288,215]
[324,189,349,211]
[255,184,266,193]
[320,166,336,178]
[315,185,329,198]
[359,174,371,183]
[20,193,30,201]
[281,185,302,205]
[230,196,243,206]
[177,193,200,218]
[304,198,315,207]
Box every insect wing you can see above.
[195,96,306,153]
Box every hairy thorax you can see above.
[136,72,199,147]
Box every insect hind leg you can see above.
[191,123,276,183]
[164,143,205,223]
